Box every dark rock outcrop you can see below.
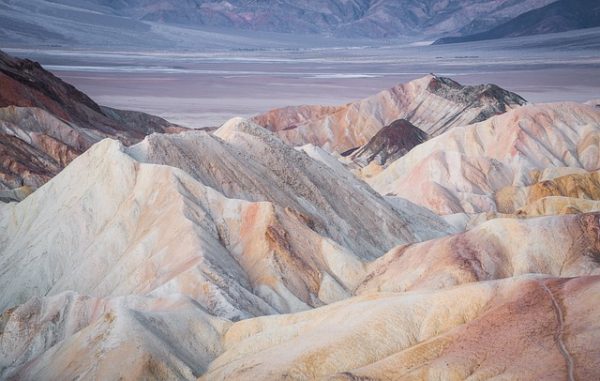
[351,119,428,166]
[426,75,528,129]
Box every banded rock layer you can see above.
[357,213,600,294]
[253,75,526,153]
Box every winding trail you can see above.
[541,282,575,381]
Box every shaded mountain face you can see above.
[350,119,428,166]
[0,50,182,196]
[252,74,526,153]
[0,0,555,45]
[0,50,177,139]
[0,50,103,125]
[434,0,600,44]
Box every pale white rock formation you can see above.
[0,119,453,322]
[2,210,600,379]
[368,102,600,214]
[0,292,229,380]
[297,143,448,225]
[2,172,600,379]
[1,138,275,320]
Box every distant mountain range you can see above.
[0,0,564,48]
[435,0,600,44]
[75,0,554,38]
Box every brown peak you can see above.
[372,119,428,141]
[0,49,18,65]
[479,83,527,103]
[0,49,47,75]
[0,52,42,71]
[384,118,420,130]
[351,118,428,165]
[365,119,428,148]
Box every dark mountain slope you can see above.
[0,50,182,196]
[434,0,600,44]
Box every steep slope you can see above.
[435,0,600,44]
[0,106,102,193]
[203,275,600,380]
[0,119,452,320]
[368,102,600,214]
[253,74,526,153]
[0,50,176,136]
[0,49,181,194]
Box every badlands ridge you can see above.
[1,50,600,380]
